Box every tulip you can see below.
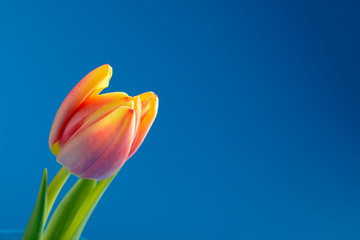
[49,64,158,180]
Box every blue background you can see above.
[1,0,360,239]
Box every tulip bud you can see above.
[49,64,158,180]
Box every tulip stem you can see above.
[45,166,71,221]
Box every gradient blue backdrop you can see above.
[1,1,360,239]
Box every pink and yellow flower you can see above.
[49,64,158,180]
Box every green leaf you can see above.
[44,170,119,240]
[22,169,48,240]
[45,166,70,221]
[68,175,116,240]
[43,178,96,240]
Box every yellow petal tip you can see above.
[50,141,61,156]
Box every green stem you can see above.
[45,166,71,221]
[43,179,96,240]
[64,174,116,239]
[44,169,120,240]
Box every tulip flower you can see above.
[48,64,158,180]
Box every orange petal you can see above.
[130,96,142,148]
[57,106,136,180]
[59,92,130,147]
[128,92,158,158]
[49,64,112,148]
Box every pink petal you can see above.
[57,106,136,180]
[49,64,112,149]
[59,92,130,147]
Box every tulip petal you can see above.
[57,106,136,180]
[128,92,158,158]
[49,64,112,149]
[131,96,142,147]
[59,92,130,146]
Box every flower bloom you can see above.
[49,64,158,180]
